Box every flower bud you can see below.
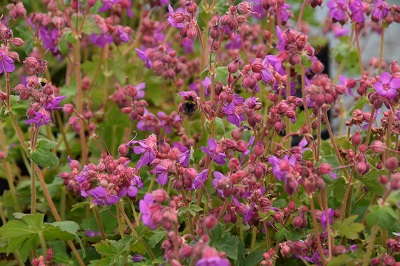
[152,189,168,202]
[370,140,386,153]
[311,60,324,74]
[351,131,362,146]
[356,162,369,175]
[24,57,38,68]
[385,157,399,171]
[186,1,198,13]
[118,144,129,155]
[293,215,307,230]
[319,163,332,174]
[204,215,217,230]
[0,151,6,160]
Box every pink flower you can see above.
[0,49,15,74]
[374,72,400,99]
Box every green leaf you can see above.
[215,67,228,84]
[244,250,264,266]
[332,176,347,202]
[93,236,134,266]
[71,14,103,35]
[332,215,364,240]
[148,231,165,248]
[214,233,245,260]
[358,169,385,196]
[210,223,223,245]
[275,228,293,242]
[204,118,225,137]
[8,95,30,117]
[28,139,59,168]
[328,254,352,266]
[366,206,398,230]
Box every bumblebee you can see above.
[182,95,198,117]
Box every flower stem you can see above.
[297,0,308,31]
[217,198,229,221]
[364,106,375,145]
[118,202,156,260]
[323,108,349,180]
[92,205,106,240]
[362,225,379,266]
[378,27,385,75]
[355,27,364,74]
[181,189,195,236]
[308,194,326,265]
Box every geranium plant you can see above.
[0,0,399,265]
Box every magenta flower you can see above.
[0,49,15,74]
[39,27,60,57]
[99,0,120,12]
[135,48,152,69]
[26,111,51,128]
[153,165,169,186]
[196,257,230,266]
[192,169,209,189]
[139,193,156,229]
[89,33,114,47]
[46,96,67,111]
[327,0,348,21]
[349,0,365,23]
[319,208,335,230]
[371,0,389,22]
[201,138,226,165]
[167,5,184,28]
[133,141,156,169]
[88,186,119,206]
[374,72,400,99]
[268,155,296,181]
[222,102,242,127]
[275,26,286,51]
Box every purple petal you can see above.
[379,72,391,84]
[389,78,400,89]
[207,138,217,151]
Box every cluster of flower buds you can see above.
[140,189,177,231]
[6,2,27,20]
[136,45,200,80]
[220,2,254,33]
[266,96,303,133]
[260,249,277,266]
[60,153,143,205]
[31,248,54,266]
[262,0,293,26]
[370,254,399,266]
[306,74,345,109]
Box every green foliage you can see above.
[366,206,398,231]
[28,138,59,168]
[204,117,225,137]
[0,213,80,261]
[92,236,135,266]
[215,67,229,85]
[332,215,364,240]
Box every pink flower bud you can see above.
[351,131,362,146]
[311,60,324,74]
[385,157,399,171]
[356,162,369,175]
[370,140,386,153]
[152,189,168,202]
[204,215,217,230]
[186,1,198,13]
[24,57,38,68]
[118,144,129,156]
[319,163,332,174]
[0,151,6,160]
